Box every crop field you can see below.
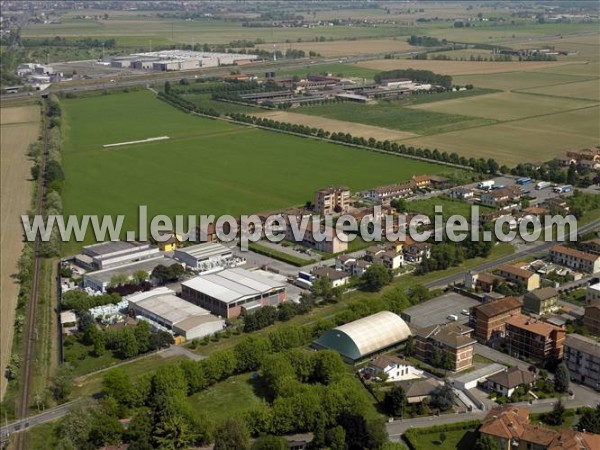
[402,105,600,165]
[279,63,379,79]
[356,59,579,75]
[254,110,419,141]
[297,99,496,135]
[408,91,597,121]
[451,70,593,91]
[517,79,600,102]
[0,105,39,399]
[61,91,452,251]
[257,38,413,58]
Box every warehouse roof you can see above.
[182,268,285,304]
[128,287,210,326]
[175,242,232,261]
[174,315,223,332]
[313,311,411,362]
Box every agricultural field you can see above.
[408,91,596,121]
[0,104,39,400]
[297,98,497,135]
[60,91,453,252]
[254,110,419,141]
[517,79,600,102]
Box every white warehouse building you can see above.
[127,287,225,341]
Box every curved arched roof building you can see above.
[313,311,412,362]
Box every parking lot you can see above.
[400,292,480,329]
[461,175,573,205]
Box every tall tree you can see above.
[474,434,501,450]
[214,417,250,450]
[576,405,600,434]
[545,399,566,425]
[554,363,570,392]
[383,384,406,417]
[362,264,392,292]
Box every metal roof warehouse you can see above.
[181,268,286,319]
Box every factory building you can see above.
[110,50,259,72]
[127,287,224,341]
[75,240,160,270]
[173,242,239,273]
[181,268,286,319]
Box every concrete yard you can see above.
[400,292,479,329]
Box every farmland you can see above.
[60,90,453,251]
[0,104,39,399]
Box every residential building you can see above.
[396,378,440,404]
[449,187,474,201]
[373,250,404,270]
[550,245,600,273]
[464,271,504,293]
[582,238,600,255]
[563,334,600,391]
[346,259,370,277]
[335,255,356,271]
[312,311,412,363]
[497,264,541,291]
[505,314,566,361]
[75,240,160,270]
[363,355,423,382]
[479,406,557,450]
[314,186,350,214]
[523,287,559,315]
[480,187,521,209]
[415,322,476,371]
[173,242,236,273]
[364,245,386,262]
[283,219,348,254]
[485,366,536,397]
[366,182,413,205]
[471,296,522,341]
[542,197,570,214]
[480,405,600,450]
[584,304,600,335]
[181,268,286,319]
[311,267,351,288]
[403,242,432,264]
[154,231,183,252]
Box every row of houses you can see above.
[555,146,600,170]
[365,175,450,205]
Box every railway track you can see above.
[13,99,50,450]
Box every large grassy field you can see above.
[187,373,268,423]
[61,91,451,251]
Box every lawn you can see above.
[406,196,492,219]
[407,427,479,450]
[299,101,496,135]
[60,91,453,252]
[187,373,268,423]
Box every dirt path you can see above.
[253,110,418,141]
[0,105,40,400]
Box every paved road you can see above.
[0,400,82,438]
[425,218,600,289]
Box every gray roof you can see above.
[85,256,177,284]
[174,314,223,332]
[175,242,231,261]
[83,240,146,257]
[182,268,285,304]
[128,288,211,326]
[453,363,506,385]
[565,334,600,357]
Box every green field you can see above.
[187,373,267,423]
[61,91,452,251]
[408,91,597,121]
[407,428,479,450]
[299,100,496,135]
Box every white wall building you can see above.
[363,355,423,382]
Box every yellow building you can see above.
[155,232,183,252]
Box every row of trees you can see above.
[416,236,495,275]
[61,290,121,312]
[227,112,503,173]
[158,89,221,117]
[407,35,448,47]
[373,69,453,90]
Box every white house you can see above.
[363,355,423,382]
[485,366,535,397]
[311,267,351,288]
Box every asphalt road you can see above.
[425,217,600,290]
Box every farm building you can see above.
[82,256,178,292]
[181,268,286,319]
[173,242,235,273]
[312,311,412,363]
[127,287,224,341]
[75,240,160,270]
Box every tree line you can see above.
[374,69,453,90]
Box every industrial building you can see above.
[110,50,259,71]
[75,240,160,270]
[312,311,412,363]
[181,268,287,319]
[83,256,178,292]
[127,287,224,341]
[174,242,237,273]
